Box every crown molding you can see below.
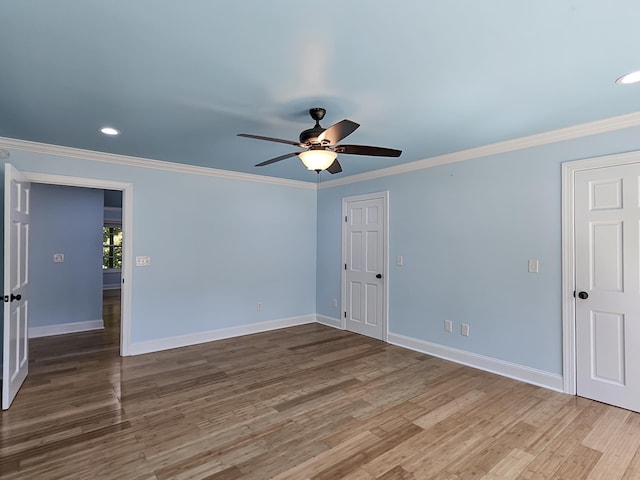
[0,137,317,190]
[4,110,640,191]
[319,111,640,189]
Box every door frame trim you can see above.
[21,171,134,356]
[562,150,640,394]
[341,191,389,341]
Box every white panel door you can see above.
[575,164,640,412]
[3,164,30,410]
[344,194,386,340]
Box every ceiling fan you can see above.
[237,107,402,174]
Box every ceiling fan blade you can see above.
[238,133,302,147]
[254,152,299,167]
[334,144,402,157]
[326,159,342,174]
[318,120,360,145]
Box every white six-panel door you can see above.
[575,164,640,412]
[3,164,31,410]
[343,193,387,340]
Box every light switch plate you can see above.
[53,253,64,263]
[528,259,539,273]
[396,255,404,266]
[136,256,151,267]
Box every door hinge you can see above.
[344,263,347,270]
[573,290,576,298]
[344,311,346,318]
[2,295,8,303]
[345,216,347,222]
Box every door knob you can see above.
[2,294,22,302]
[376,274,382,279]
[577,291,589,300]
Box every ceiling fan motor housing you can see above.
[299,107,328,145]
[299,126,327,145]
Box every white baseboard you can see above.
[387,332,564,393]
[29,319,104,339]
[315,314,343,329]
[118,315,562,394]
[129,314,316,356]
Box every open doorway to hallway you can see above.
[27,185,123,353]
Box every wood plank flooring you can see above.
[2,297,640,479]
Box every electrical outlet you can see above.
[257,302,263,312]
[461,323,470,336]
[444,319,453,333]
[53,253,64,263]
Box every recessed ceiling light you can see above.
[100,126,120,136]
[615,71,640,85]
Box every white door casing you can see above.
[573,163,640,412]
[3,164,30,410]
[342,192,388,340]
[23,171,134,357]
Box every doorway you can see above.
[2,167,133,409]
[341,191,388,340]
[25,171,133,356]
[562,151,640,412]
[26,184,117,338]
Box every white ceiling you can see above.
[2,1,640,181]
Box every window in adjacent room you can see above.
[103,226,123,269]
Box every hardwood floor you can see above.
[2,301,640,479]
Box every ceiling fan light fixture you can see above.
[298,149,337,171]
[615,70,640,85]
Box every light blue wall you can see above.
[6,123,640,377]
[1,151,317,345]
[29,184,103,328]
[317,125,640,376]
